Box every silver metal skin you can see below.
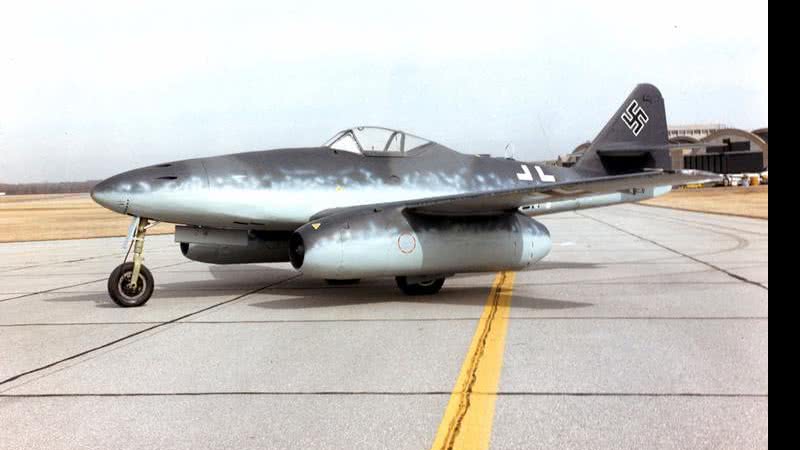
[91,143,582,231]
[174,225,290,264]
[90,138,649,280]
[90,143,673,230]
[290,208,552,279]
[521,186,672,216]
[92,84,721,304]
[180,235,290,265]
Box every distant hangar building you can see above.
[670,124,768,173]
[668,124,727,141]
[560,124,768,174]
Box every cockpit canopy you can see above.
[323,126,433,155]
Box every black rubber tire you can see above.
[395,276,445,296]
[107,262,154,307]
[325,279,361,286]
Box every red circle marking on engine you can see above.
[398,233,416,254]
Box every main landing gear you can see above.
[395,276,445,295]
[107,217,155,307]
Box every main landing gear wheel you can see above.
[395,276,445,296]
[108,262,154,307]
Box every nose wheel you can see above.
[108,262,154,307]
[107,217,155,307]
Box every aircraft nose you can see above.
[91,178,129,214]
[91,159,209,220]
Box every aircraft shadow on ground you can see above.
[43,263,595,310]
[532,261,603,270]
[248,288,592,311]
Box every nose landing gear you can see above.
[108,217,155,307]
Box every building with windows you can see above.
[667,124,727,141]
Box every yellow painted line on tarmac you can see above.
[430,271,516,450]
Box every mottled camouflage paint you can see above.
[290,207,551,279]
[90,84,698,277]
[91,143,582,230]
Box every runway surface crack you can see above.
[0,273,301,388]
[0,261,191,303]
[577,211,767,291]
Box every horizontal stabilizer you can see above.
[597,142,714,154]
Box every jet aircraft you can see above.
[92,83,718,306]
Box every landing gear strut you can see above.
[108,218,154,307]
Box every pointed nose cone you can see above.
[91,179,129,214]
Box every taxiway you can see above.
[0,204,768,449]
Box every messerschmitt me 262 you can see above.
[91,83,718,307]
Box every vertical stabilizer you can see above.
[576,84,671,175]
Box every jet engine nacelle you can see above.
[289,208,551,279]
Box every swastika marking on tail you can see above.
[621,99,649,136]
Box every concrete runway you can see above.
[0,204,768,449]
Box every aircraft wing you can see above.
[312,169,720,219]
[409,169,719,215]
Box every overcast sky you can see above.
[0,0,768,183]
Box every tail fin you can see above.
[575,83,672,175]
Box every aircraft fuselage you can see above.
[91,143,590,230]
